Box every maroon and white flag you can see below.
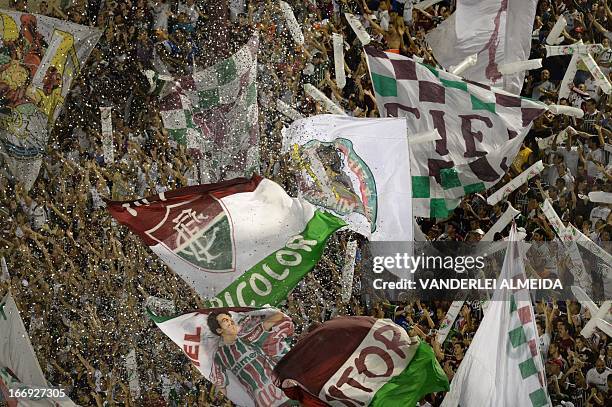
[273,316,449,406]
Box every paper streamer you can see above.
[450,54,478,76]
[541,200,592,292]
[414,0,445,11]
[1,257,9,282]
[546,15,566,45]
[588,191,612,204]
[580,53,612,94]
[559,52,581,100]
[436,300,464,344]
[546,43,604,57]
[276,99,305,121]
[279,1,304,45]
[497,59,542,75]
[487,160,545,205]
[481,204,520,242]
[304,83,347,115]
[332,33,346,89]
[571,286,612,338]
[341,240,358,302]
[408,129,440,145]
[126,349,141,399]
[548,104,584,118]
[344,13,371,45]
[100,107,114,164]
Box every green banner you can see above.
[207,211,346,308]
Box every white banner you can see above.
[546,43,604,57]
[541,200,592,294]
[332,33,346,89]
[580,53,612,94]
[0,257,8,282]
[126,348,140,399]
[340,240,358,303]
[276,99,305,121]
[437,300,464,344]
[588,191,612,204]
[559,51,581,100]
[487,161,545,205]
[100,107,114,164]
[482,203,520,241]
[279,1,304,45]
[546,15,566,45]
[344,13,371,45]
[304,84,346,115]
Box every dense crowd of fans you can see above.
[0,0,611,406]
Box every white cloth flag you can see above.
[304,84,346,115]
[487,161,545,205]
[441,227,551,407]
[0,257,9,282]
[437,300,464,344]
[125,349,140,400]
[482,203,520,241]
[282,115,413,241]
[541,200,592,294]
[588,191,612,204]
[344,13,371,45]
[340,240,358,302]
[100,107,114,164]
[427,0,539,94]
[332,33,346,89]
[0,293,76,406]
[279,1,304,45]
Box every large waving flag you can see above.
[365,48,545,218]
[150,306,293,407]
[158,34,259,181]
[425,0,538,94]
[441,226,551,407]
[1,292,76,406]
[273,316,449,406]
[107,176,345,306]
[0,10,101,190]
[282,115,412,241]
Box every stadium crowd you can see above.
[0,0,611,406]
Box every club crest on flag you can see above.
[295,138,378,233]
[143,196,235,272]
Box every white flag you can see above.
[0,293,76,406]
[441,226,551,407]
[427,0,539,94]
[282,115,413,241]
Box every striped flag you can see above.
[158,34,260,181]
[274,316,449,406]
[106,175,345,306]
[150,307,293,407]
[441,226,551,407]
[365,48,546,218]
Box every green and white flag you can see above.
[107,176,345,307]
[441,226,551,407]
[365,48,546,218]
[158,34,260,181]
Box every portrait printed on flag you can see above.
[207,309,294,407]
